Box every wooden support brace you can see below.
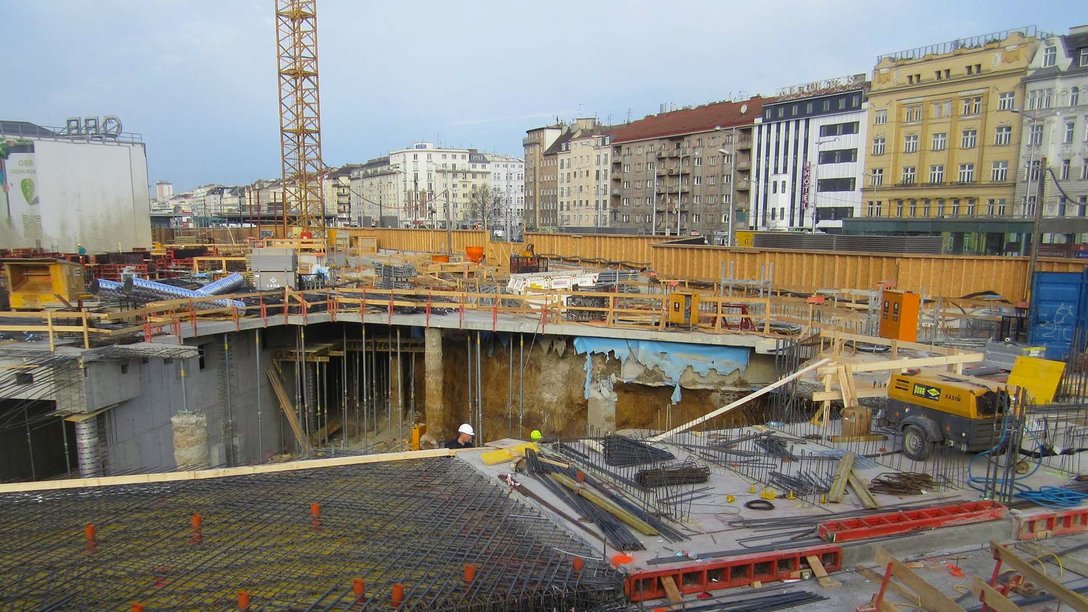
[661,575,683,604]
[990,540,1088,610]
[873,547,965,612]
[827,452,855,503]
[855,565,919,609]
[968,576,1022,612]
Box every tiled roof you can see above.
[609,97,768,144]
[543,130,574,155]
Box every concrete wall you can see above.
[102,357,191,472]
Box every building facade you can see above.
[752,76,869,232]
[607,97,763,241]
[1016,26,1088,250]
[484,153,525,237]
[557,119,611,231]
[851,27,1045,254]
[523,125,563,231]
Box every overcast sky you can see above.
[2,1,1084,192]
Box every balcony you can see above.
[735,179,751,191]
[736,136,753,149]
[735,159,751,171]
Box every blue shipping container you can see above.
[1028,270,1088,361]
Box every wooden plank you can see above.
[873,547,965,612]
[266,368,312,454]
[805,554,842,588]
[847,469,879,509]
[827,452,855,503]
[855,565,919,609]
[661,575,683,604]
[817,352,983,375]
[648,358,831,441]
[1018,541,1088,579]
[990,541,1088,610]
[968,576,1022,612]
[811,387,888,402]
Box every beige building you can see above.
[557,119,611,229]
[852,27,1046,254]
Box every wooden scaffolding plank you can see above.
[266,368,312,453]
[847,469,879,509]
[968,576,1022,612]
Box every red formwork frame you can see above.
[623,544,842,602]
[1014,505,1088,540]
[818,500,1007,543]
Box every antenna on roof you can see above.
[626,108,631,123]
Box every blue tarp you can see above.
[572,338,749,403]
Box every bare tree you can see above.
[468,185,502,230]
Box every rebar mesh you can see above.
[0,458,624,610]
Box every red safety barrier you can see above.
[624,544,842,602]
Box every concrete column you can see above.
[424,328,444,438]
[75,418,103,478]
[171,413,209,469]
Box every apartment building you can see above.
[1016,25,1088,249]
[484,153,525,237]
[523,125,563,231]
[607,97,763,241]
[853,27,1045,254]
[752,76,869,232]
[557,120,611,230]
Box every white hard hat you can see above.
[458,423,475,436]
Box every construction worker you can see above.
[445,423,474,449]
[530,429,543,442]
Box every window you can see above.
[820,122,860,136]
[693,176,702,185]
[922,199,931,217]
[958,163,975,183]
[867,200,881,217]
[966,199,976,216]
[995,125,1012,146]
[623,163,630,172]
[1029,123,1043,146]
[873,137,886,155]
[962,97,981,115]
[1065,121,1075,144]
[818,149,858,164]
[961,129,977,149]
[1030,160,1041,182]
[991,161,1008,182]
[936,199,945,216]
[875,109,888,125]
[622,197,629,206]
[999,92,1015,111]
[929,164,944,184]
[904,134,918,153]
[909,200,917,216]
[694,157,703,166]
[1061,159,1070,180]
[1043,45,1056,67]
[1082,49,1088,67]
[1072,87,1080,107]
[904,106,921,122]
[951,199,961,216]
[870,168,884,186]
[1083,158,1088,180]
[816,178,856,192]
[932,132,947,150]
[896,200,904,216]
[693,196,701,204]
[902,166,916,185]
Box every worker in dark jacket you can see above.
[445,423,475,449]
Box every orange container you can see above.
[431,254,450,263]
[465,246,484,263]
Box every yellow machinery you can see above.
[2,258,87,309]
[667,290,700,327]
[885,370,1009,460]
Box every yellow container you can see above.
[2,258,86,309]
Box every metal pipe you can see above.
[197,272,245,295]
[476,331,483,443]
[95,278,244,310]
[255,329,263,461]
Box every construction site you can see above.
[5,3,1088,611]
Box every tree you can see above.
[468,185,502,230]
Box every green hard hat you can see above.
[530,429,543,441]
